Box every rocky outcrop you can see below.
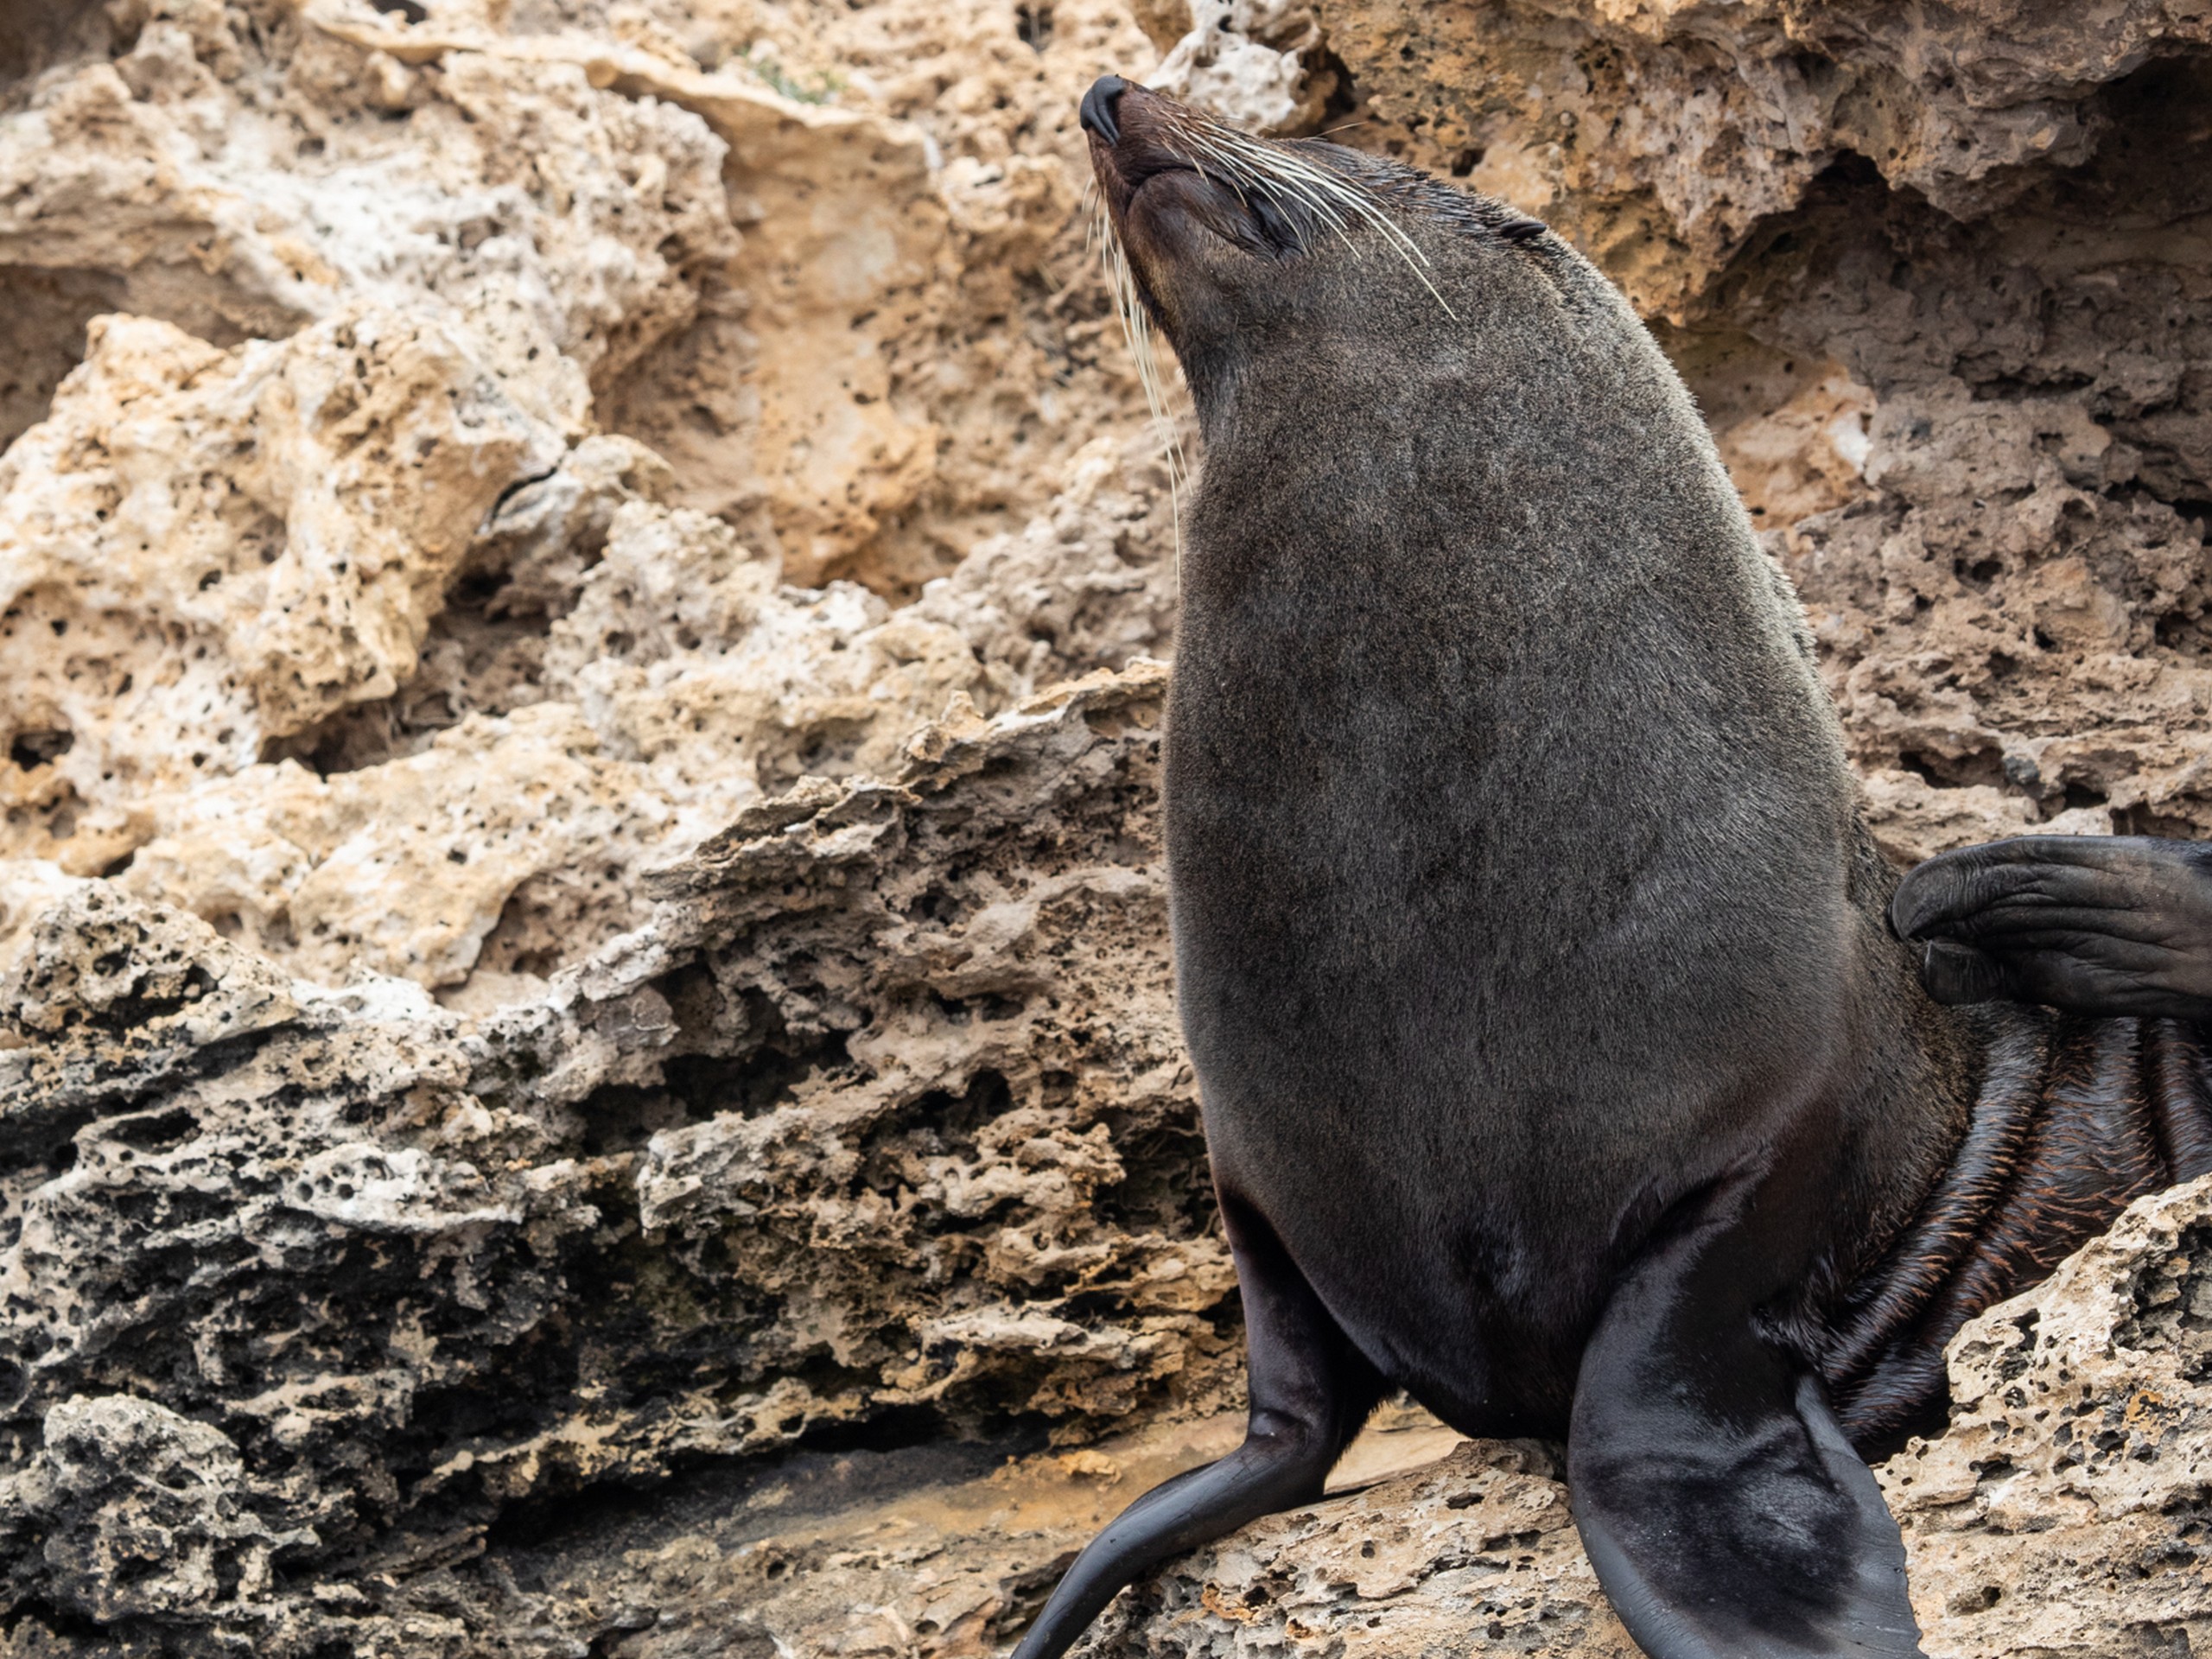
[3,0,2211,1655]
[0,666,1243,1656]
[0,0,1181,995]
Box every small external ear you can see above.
[1494,217,1548,244]
[1891,836,2212,1021]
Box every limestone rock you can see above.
[0,5,737,433]
[1147,2,1334,137]
[0,669,1240,1655]
[97,490,1014,988]
[1882,1175,2212,1654]
[1,0,2209,1653]
[0,306,563,874]
[1319,0,2212,313]
[0,0,1184,997]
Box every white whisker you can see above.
[1092,194,1186,578]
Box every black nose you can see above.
[1080,75,1128,144]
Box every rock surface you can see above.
[0,0,2208,1655]
[0,0,1182,993]
[0,667,1238,1656]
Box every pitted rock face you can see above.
[1,1395,307,1626]
[0,0,2210,1654]
[0,0,1185,998]
[0,669,1240,1656]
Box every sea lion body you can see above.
[1012,78,2212,1659]
[1167,219,1955,1439]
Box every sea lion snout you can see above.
[1079,76,1201,216]
[1078,79,1452,394]
[1078,74,1126,144]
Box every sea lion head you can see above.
[1080,75,1574,429]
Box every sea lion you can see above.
[1013,75,2212,1659]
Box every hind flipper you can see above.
[1008,1191,1384,1659]
[1569,1192,1926,1658]
[1891,835,2212,1020]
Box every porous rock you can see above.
[0,667,1238,1656]
[1146,2,1334,137]
[0,0,1184,995]
[0,304,564,875]
[1,0,2209,1653]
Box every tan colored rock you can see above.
[543,504,985,797]
[912,431,1182,702]
[3,385,1162,995]
[0,0,1185,1000]
[117,706,653,985]
[1319,1,2212,315]
[103,492,1003,988]
[306,2,968,583]
[0,8,739,433]
[1128,0,1197,55]
[1147,2,1334,137]
[0,306,561,872]
[0,666,1240,1656]
[578,0,1177,594]
[1884,1174,2212,1656]
[1714,369,1875,531]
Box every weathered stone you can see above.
[0,0,1183,995]
[1,0,2209,1652]
[0,306,564,875]
[0,669,1243,1655]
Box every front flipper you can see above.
[1569,1192,1925,1659]
[1009,1191,1383,1659]
[1891,835,2212,1020]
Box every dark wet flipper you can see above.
[1007,1428,1340,1658]
[1891,836,2212,1020]
[1569,1199,1926,1658]
[1911,937,2009,1007]
[1008,1192,1383,1659]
